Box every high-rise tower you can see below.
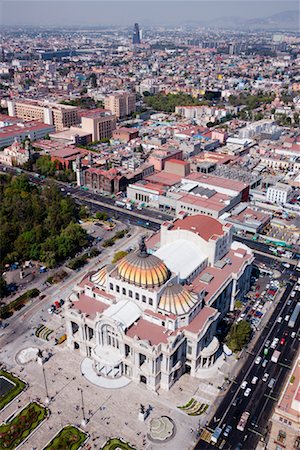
[132,23,141,45]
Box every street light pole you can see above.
[78,387,86,427]
[42,364,50,404]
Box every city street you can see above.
[195,270,300,450]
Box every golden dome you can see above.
[91,265,113,287]
[117,237,169,288]
[158,284,199,316]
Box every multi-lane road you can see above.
[195,275,300,450]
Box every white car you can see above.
[284,315,290,322]
[255,356,262,365]
[251,376,258,385]
[262,373,269,382]
[244,388,251,397]
[241,381,248,390]
[277,316,282,323]
[291,332,296,338]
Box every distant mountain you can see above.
[204,10,300,31]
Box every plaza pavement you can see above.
[1,344,208,450]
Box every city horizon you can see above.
[1,1,299,29]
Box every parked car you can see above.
[255,356,262,365]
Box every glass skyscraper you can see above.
[132,23,141,45]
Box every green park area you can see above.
[0,370,26,411]
[0,401,47,449]
[43,425,88,450]
[102,438,136,450]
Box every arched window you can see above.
[100,324,120,349]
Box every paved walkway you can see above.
[81,358,131,389]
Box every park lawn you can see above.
[0,370,26,411]
[102,438,136,450]
[0,401,47,450]
[43,425,88,450]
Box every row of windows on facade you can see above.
[135,193,150,202]
[180,204,214,216]
[109,282,153,305]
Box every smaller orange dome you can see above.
[159,284,199,315]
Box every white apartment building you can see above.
[266,183,293,204]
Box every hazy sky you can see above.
[0,1,299,27]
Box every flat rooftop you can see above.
[178,192,231,212]
[186,172,248,192]
[277,356,300,419]
[0,120,54,138]
[145,171,182,187]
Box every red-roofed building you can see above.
[0,120,55,148]
[185,172,250,202]
[165,158,191,176]
[148,148,183,171]
[112,127,139,142]
[84,163,154,194]
[268,355,300,450]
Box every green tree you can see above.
[79,206,88,219]
[0,175,86,267]
[0,276,7,298]
[35,155,56,177]
[226,320,251,352]
[95,212,108,221]
[112,251,128,264]
[143,92,201,113]
[234,300,243,310]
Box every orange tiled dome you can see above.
[117,236,170,288]
[118,252,169,288]
[158,284,198,315]
[91,265,113,287]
